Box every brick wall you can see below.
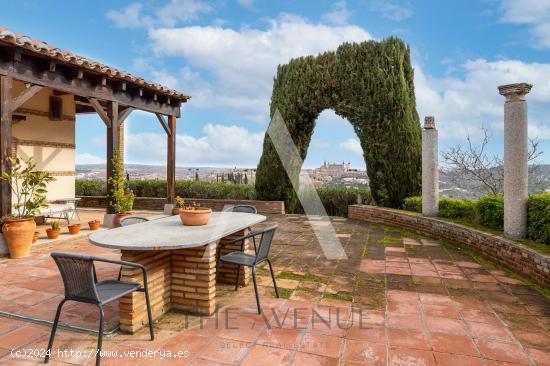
[79,196,285,215]
[348,204,550,288]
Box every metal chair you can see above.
[45,252,154,366]
[119,216,149,226]
[218,225,279,314]
[222,205,257,214]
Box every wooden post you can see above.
[106,101,120,214]
[0,76,13,217]
[167,115,176,204]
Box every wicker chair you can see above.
[218,225,279,314]
[119,216,149,226]
[45,252,154,366]
[222,205,257,214]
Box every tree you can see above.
[442,126,544,195]
[255,38,421,210]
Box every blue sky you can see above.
[2,0,550,168]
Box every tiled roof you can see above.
[0,27,191,101]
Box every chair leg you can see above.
[251,267,261,314]
[96,305,104,366]
[267,259,279,298]
[44,299,66,364]
[234,265,240,291]
[144,288,155,341]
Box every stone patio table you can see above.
[89,211,266,333]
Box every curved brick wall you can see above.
[348,204,550,288]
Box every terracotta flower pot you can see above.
[114,212,132,228]
[88,220,101,230]
[172,207,182,215]
[46,228,60,240]
[68,224,81,235]
[179,208,212,226]
[2,217,36,258]
[32,231,40,243]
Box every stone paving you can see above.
[0,212,549,365]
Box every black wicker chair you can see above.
[119,216,150,226]
[45,252,154,366]
[222,205,257,214]
[218,225,279,314]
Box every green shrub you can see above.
[527,193,550,245]
[475,195,504,230]
[75,179,106,196]
[402,196,422,213]
[439,198,475,220]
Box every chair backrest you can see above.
[120,216,150,226]
[255,225,277,263]
[223,205,257,214]
[51,252,99,303]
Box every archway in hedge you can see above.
[255,38,422,211]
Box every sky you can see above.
[1,0,550,169]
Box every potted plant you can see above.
[0,157,54,258]
[172,196,185,215]
[108,152,135,227]
[88,220,101,230]
[179,202,212,226]
[68,223,81,235]
[46,221,60,239]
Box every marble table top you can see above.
[89,211,266,251]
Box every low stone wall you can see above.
[348,204,550,288]
[79,196,285,215]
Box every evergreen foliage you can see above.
[256,38,422,211]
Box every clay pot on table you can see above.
[179,208,212,226]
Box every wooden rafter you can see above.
[11,84,42,112]
[87,98,111,127]
[119,107,134,125]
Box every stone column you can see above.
[498,83,532,239]
[422,116,438,217]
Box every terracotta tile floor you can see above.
[0,212,548,365]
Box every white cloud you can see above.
[76,153,104,164]
[369,0,413,21]
[107,0,212,29]
[414,58,550,141]
[148,14,372,122]
[500,0,550,48]
[125,124,264,166]
[321,1,352,26]
[311,139,330,149]
[340,138,363,156]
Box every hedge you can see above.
[528,193,550,245]
[402,193,550,245]
[75,179,371,217]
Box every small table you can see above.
[89,211,266,333]
[50,197,81,222]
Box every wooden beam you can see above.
[119,107,134,125]
[155,113,171,135]
[106,101,120,214]
[88,98,111,127]
[0,76,13,216]
[11,84,43,112]
[167,115,176,204]
[0,61,182,117]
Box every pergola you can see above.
[0,28,191,216]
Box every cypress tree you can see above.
[256,38,421,210]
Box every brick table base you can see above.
[119,229,250,333]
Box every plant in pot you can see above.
[46,221,61,239]
[68,222,81,235]
[0,156,54,258]
[172,196,185,215]
[88,220,101,230]
[179,202,212,226]
[108,152,135,227]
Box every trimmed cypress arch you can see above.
[256,38,421,211]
